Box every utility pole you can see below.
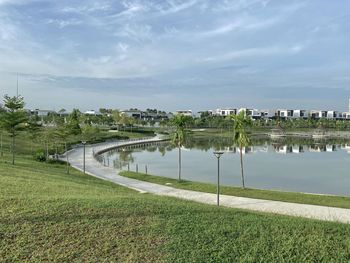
[16,73,19,98]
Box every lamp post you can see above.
[213,151,224,206]
[82,141,86,174]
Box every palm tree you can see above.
[232,111,252,189]
[171,114,189,182]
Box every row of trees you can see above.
[171,111,251,189]
[39,109,165,131]
[0,95,102,166]
[175,113,350,130]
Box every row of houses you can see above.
[120,109,173,121]
[177,100,350,120]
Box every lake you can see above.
[98,137,350,196]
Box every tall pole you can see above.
[213,151,224,206]
[178,145,181,181]
[83,143,86,174]
[217,156,220,206]
[16,73,19,98]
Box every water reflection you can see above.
[102,142,350,163]
[98,138,350,167]
[97,138,350,195]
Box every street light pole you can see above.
[213,151,224,206]
[82,141,86,174]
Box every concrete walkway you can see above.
[64,136,350,224]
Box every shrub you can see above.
[34,150,46,162]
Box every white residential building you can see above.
[276,109,293,118]
[326,110,340,119]
[260,109,277,119]
[292,110,309,119]
[215,108,237,116]
[84,110,101,116]
[310,110,327,119]
[238,108,260,119]
[341,112,350,119]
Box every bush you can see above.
[34,150,46,162]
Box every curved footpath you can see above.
[64,136,350,224]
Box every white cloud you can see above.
[200,21,242,36]
[47,18,83,28]
[118,42,129,52]
[61,2,112,14]
[159,0,199,15]
[114,23,153,42]
[211,0,271,12]
[201,45,304,62]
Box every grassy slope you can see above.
[0,130,153,156]
[120,171,350,209]
[1,154,350,262]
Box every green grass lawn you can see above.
[120,171,350,209]
[1,153,350,262]
[0,130,154,157]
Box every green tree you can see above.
[0,95,28,164]
[67,109,81,135]
[82,124,100,142]
[112,110,122,129]
[27,120,41,154]
[171,115,189,181]
[232,111,252,189]
[55,124,71,174]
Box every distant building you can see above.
[120,109,143,119]
[238,108,260,119]
[260,109,277,119]
[274,109,309,119]
[341,112,350,119]
[175,110,193,117]
[121,109,173,120]
[32,109,56,117]
[198,110,213,116]
[276,109,293,119]
[84,110,101,116]
[215,108,237,116]
[292,110,309,119]
[326,110,340,119]
[310,110,327,119]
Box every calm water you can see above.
[99,138,350,196]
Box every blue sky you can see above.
[0,0,350,112]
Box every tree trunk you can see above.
[240,145,245,189]
[12,134,15,165]
[178,144,182,182]
[46,141,49,162]
[0,133,3,157]
[55,143,58,160]
[65,142,69,174]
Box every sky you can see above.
[0,0,350,112]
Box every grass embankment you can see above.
[1,154,350,261]
[120,171,350,209]
[0,130,154,157]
